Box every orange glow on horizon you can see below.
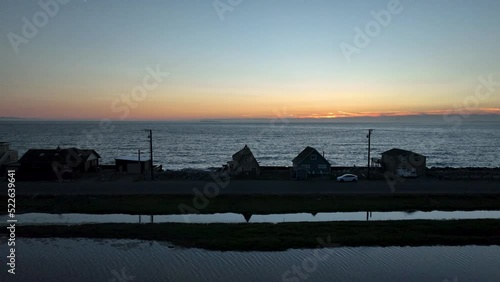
[285,108,500,120]
[2,86,499,120]
[2,107,500,121]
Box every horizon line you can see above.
[2,113,500,122]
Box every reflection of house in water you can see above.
[138,215,154,224]
[242,212,252,223]
[226,145,261,177]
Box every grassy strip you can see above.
[5,194,500,215]
[8,219,500,251]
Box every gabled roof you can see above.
[381,148,425,157]
[80,149,101,159]
[232,145,259,165]
[292,146,331,165]
[19,148,100,164]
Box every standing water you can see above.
[1,238,499,282]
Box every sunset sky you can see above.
[1,0,499,120]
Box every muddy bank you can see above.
[427,167,500,180]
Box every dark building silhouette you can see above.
[115,156,151,174]
[381,148,427,177]
[292,146,331,179]
[18,147,100,180]
[227,145,261,177]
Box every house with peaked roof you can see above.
[0,142,18,173]
[18,147,100,180]
[292,146,331,178]
[381,148,426,177]
[227,145,261,177]
[115,155,151,174]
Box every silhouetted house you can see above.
[292,146,331,178]
[0,142,18,174]
[115,156,151,174]
[381,148,426,177]
[18,147,100,180]
[227,145,261,177]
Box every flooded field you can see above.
[1,238,499,282]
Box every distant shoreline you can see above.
[1,114,500,123]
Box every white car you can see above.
[336,174,358,182]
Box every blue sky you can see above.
[1,0,499,119]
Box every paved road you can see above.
[12,178,500,195]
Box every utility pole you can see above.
[138,149,141,175]
[137,149,147,177]
[367,129,373,179]
[146,129,153,180]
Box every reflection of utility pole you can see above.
[367,129,373,179]
[146,129,153,180]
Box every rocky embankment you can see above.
[156,169,221,181]
[154,167,500,181]
[427,167,500,180]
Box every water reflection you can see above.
[366,211,373,221]
[2,210,500,225]
[138,215,155,224]
[242,212,252,223]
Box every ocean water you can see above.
[1,120,499,169]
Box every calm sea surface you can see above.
[1,120,499,169]
[1,238,499,282]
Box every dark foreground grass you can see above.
[6,194,500,215]
[8,219,500,251]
